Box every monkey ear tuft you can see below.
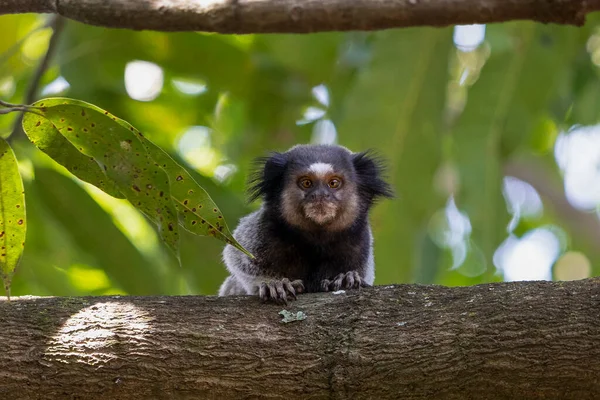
[247,152,288,203]
[352,150,394,202]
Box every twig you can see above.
[0,108,27,115]
[9,15,65,142]
[0,100,22,108]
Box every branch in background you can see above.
[1,0,600,34]
[10,15,65,142]
[1,279,600,399]
[503,158,600,249]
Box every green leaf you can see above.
[99,113,252,258]
[140,140,254,259]
[0,137,26,298]
[24,98,180,259]
[22,111,124,199]
[23,97,252,259]
[336,28,453,284]
[90,107,253,258]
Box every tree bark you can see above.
[2,0,600,33]
[1,278,600,399]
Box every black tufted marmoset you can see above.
[219,144,394,304]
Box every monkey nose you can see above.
[309,190,331,201]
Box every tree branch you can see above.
[1,0,600,34]
[1,278,600,399]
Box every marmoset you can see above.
[219,144,393,304]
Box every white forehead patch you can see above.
[308,162,334,178]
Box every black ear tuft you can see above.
[247,152,288,203]
[352,150,394,203]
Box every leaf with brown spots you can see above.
[94,108,253,258]
[22,109,124,199]
[24,98,180,260]
[139,139,254,259]
[0,138,26,299]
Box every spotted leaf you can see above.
[103,113,253,258]
[25,98,180,259]
[22,110,124,199]
[0,138,26,298]
[141,140,253,259]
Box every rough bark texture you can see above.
[2,0,600,33]
[1,278,600,399]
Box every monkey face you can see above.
[247,144,394,233]
[281,161,360,231]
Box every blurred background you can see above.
[1,13,599,297]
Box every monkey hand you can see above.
[320,270,369,292]
[259,278,304,305]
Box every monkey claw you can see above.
[259,278,305,305]
[321,270,368,292]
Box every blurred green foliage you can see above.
[1,13,600,297]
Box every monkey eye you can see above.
[299,178,313,189]
[328,178,342,189]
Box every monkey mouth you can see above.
[303,201,338,225]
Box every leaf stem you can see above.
[0,100,22,108]
[0,107,27,115]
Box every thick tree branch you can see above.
[1,278,600,399]
[2,0,600,33]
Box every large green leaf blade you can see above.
[101,113,253,258]
[27,98,180,259]
[25,97,251,258]
[336,28,453,284]
[22,110,124,199]
[0,137,26,297]
[141,140,253,258]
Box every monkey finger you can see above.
[274,280,288,305]
[344,272,355,289]
[259,282,269,303]
[352,271,363,289]
[331,273,344,291]
[267,282,279,303]
[355,275,364,289]
[291,279,305,294]
[282,279,297,300]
